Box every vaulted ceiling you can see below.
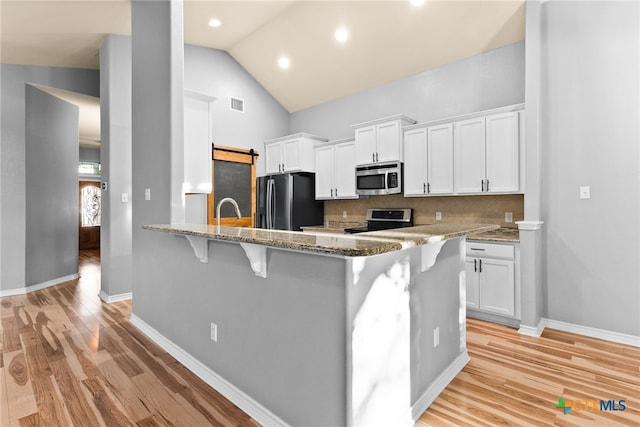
[1,0,526,146]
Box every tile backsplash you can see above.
[325,194,524,228]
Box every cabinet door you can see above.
[403,128,427,196]
[376,120,402,163]
[282,138,302,172]
[314,145,335,200]
[485,112,519,193]
[334,141,357,198]
[479,258,515,316]
[454,118,485,194]
[265,142,283,174]
[355,126,377,165]
[465,259,480,309]
[427,123,454,195]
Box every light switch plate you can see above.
[579,186,591,199]
[505,212,513,223]
[435,212,442,221]
[144,188,151,201]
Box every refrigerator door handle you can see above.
[271,179,277,229]
[266,179,273,229]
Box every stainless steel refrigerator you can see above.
[256,172,324,231]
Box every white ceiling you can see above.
[1,0,526,146]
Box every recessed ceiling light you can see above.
[335,27,349,43]
[410,0,426,6]
[278,56,290,70]
[208,18,222,28]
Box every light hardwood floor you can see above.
[1,249,638,426]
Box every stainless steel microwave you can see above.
[355,162,403,195]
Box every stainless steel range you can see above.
[344,208,413,234]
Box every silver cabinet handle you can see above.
[479,259,483,273]
[330,188,333,197]
[474,259,477,272]
[470,248,485,251]
[486,179,490,192]
[375,152,379,162]
[481,179,485,192]
[423,183,426,194]
[335,188,338,197]
[427,182,431,194]
[372,152,375,163]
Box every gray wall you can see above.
[184,45,290,177]
[79,147,100,163]
[290,41,525,140]
[0,64,99,292]
[25,86,79,286]
[542,1,640,335]
[100,34,133,299]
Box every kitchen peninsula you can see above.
[140,223,498,426]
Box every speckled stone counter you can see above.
[468,227,520,242]
[143,223,500,257]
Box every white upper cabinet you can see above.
[353,115,416,165]
[264,133,328,174]
[315,139,358,200]
[454,111,520,194]
[314,144,335,199]
[403,128,428,196]
[485,112,520,193]
[454,117,486,194]
[183,89,215,194]
[354,125,377,165]
[404,123,454,196]
[427,124,454,194]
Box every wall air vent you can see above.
[230,97,245,113]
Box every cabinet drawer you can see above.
[466,242,514,259]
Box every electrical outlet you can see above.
[144,188,151,201]
[434,327,440,348]
[435,212,442,221]
[121,193,128,203]
[505,212,513,223]
[579,186,591,199]
[210,323,218,342]
[343,210,348,219]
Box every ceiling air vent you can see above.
[230,97,245,113]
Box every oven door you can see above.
[356,163,402,195]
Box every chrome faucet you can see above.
[216,197,242,227]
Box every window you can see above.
[79,162,101,175]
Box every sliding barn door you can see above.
[208,145,258,227]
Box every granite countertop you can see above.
[468,227,520,242]
[302,223,520,243]
[143,223,500,257]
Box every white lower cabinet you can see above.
[466,241,519,321]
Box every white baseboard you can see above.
[99,291,132,303]
[0,273,80,298]
[408,351,471,425]
[518,318,640,347]
[129,314,290,427]
[544,319,640,348]
[518,318,545,337]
